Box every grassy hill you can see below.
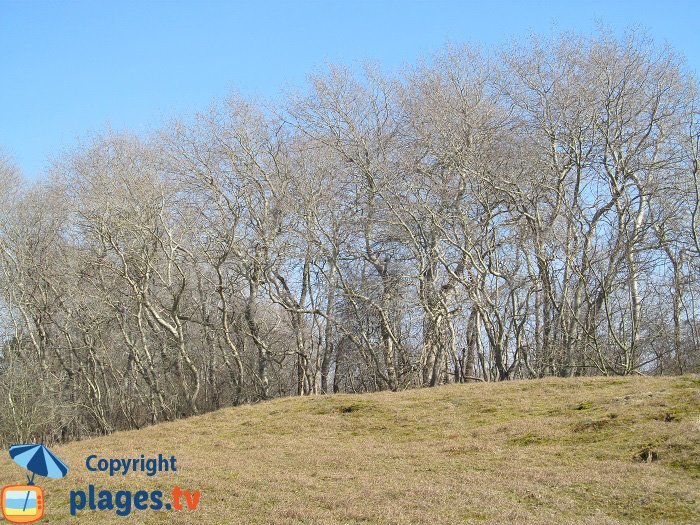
[1,375,698,524]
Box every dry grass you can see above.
[1,375,698,524]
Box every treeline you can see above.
[1,32,699,444]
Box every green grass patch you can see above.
[0,374,697,524]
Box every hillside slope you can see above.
[1,376,698,524]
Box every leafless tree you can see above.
[0,32,698,444]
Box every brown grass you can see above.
[1,375,698,524]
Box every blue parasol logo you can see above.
[2,444,68,524]
[9,444,69,484]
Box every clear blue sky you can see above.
[1,0,699,179]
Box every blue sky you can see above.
[1,0,699,179]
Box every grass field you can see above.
[1,375,698,524]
